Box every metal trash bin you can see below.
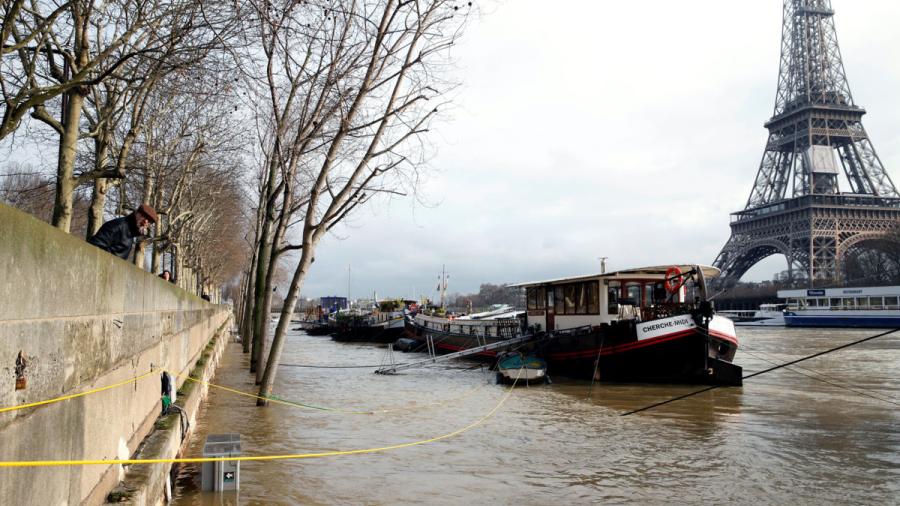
[201,433,241,491]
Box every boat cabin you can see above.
[513,265,719,332]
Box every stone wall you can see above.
[0,203,231,505]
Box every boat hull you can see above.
[497,368,547,384]
[541,327,741,385]
[403,324,506,360]
[784,311,900,328]
[305,325,334,336]
[332,326,405,343]
[405,316,742,385]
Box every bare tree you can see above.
[3,0,235,232]
[1,0,76,139]
[253,0,473,403]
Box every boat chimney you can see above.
[599,256,608,274]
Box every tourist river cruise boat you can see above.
[718,304,786,327]
[404,265,742,385]
[779,286,900,328]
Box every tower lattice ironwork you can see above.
[713,0,900,286]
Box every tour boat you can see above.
[719,304,786,327]
[405,264,742,385]
[779,286,900,328]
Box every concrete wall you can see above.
[0,203,231,505]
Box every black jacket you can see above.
[87,215,140,260]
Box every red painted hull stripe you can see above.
[547,328,738,360]
[413,326,739,359]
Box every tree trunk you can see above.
[258,233,319,404]
[250,233,272,372]
[51,89,86,232]
[87,178,110,238]
[86,111,114,238]
[255,284,274,384]
[250,157,280,372]
[240,261,256,353]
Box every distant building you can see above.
[320,296,349,312]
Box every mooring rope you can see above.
[279,362,408,369]
[0,368,524,468]
[737,344,900,407]
[621,328,900,416]
[169,369,488,415]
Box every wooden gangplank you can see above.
[375,333,545,374]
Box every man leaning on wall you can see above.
[87,204,157,261]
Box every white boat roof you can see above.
[457,304,515,320]
[778,286,900,298]
[511,265,721,288]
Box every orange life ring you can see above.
[664,266,685,294]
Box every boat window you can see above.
[644,285,653,307]
[607,281,620,315]
[870,296,883,308]
[587,282,600,314]
[843,298,856,308]
[575,284,587,314]
[830,298,842,308]
[564,285,576,314]
[808,298,818,307]
[885,296,899,307]
[554,286,564,314]
[856,297,868,308]
[527,287,546,311]
[653,282,666,303]
[626,283,641,306]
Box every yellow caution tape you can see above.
[0,369,523,467]
[0,370,157,414]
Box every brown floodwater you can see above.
[173,325,900,505]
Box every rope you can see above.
[0,370,157,414]
[279,362,409,369]
[169,369,487,415]
[0,367,524,468]
[621,328,900,416]
[738,345,900,407]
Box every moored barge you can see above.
[405,265,742,385]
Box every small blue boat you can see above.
[496,352,548,385]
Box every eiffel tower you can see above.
[713,0,900,287]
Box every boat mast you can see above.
[439,265,449,309]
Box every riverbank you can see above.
[0,203,231,505]
[106,319,232,504]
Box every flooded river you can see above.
[173,326,900,505]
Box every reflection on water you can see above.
[174,327,900,505]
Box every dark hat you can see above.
[136,203,158,223]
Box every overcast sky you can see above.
[300,0,900,300]
[5,1,898,300]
